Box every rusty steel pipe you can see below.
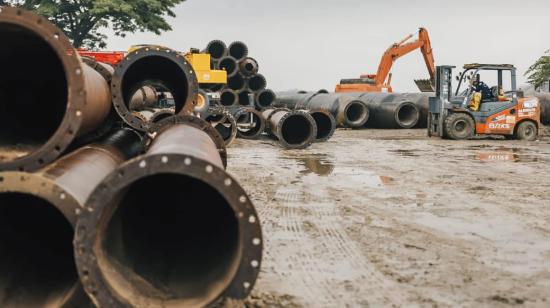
[129,85,158,111]
[74,116,261,308]
[0,7,112,172]
[239,57,259,76]
[205,107,238,147]
[262,108,317,149]
[204,40,227,61]
[111,46,198,132]
[308,109,336,142]
[0,128,144,308]
[274,91,369,128]
[228,41,249,61]
[232,107,266,140]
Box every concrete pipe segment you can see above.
[0,128,144,307]
[74,116,262,308]
[0,7,112,172]
[262,108,317,149]
[111,45,198,132]
[274,91,369,128]
[352,93,421,129]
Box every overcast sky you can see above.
[105,0,549,92]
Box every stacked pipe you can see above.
[0,7,263,307]
[203,40,277,111]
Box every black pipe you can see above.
[534,92,550,125]
[308,109,336,142]
[74,116,261,308]
[352,93,421,129]
[220,89,239,107]
[274,92,369,128]
[239,57,259,76]
[232,107,266,140]
[228,41,249,61]
[247,74,267,92]
[217,56,239,78]
[255,89,276,109]
[204,40,227,61]
[228,74,246,91]
[238,90,253,106]
[0,128,143,308]
[0,7,112,172]
[111,46,198,132]
[262,108,317,149]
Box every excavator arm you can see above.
[358,28,435,92]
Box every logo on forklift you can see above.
[489,123,511,129]
[492,115,506,122]
[523,100,538,108]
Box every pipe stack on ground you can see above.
[534,92,550,125]
[0,7,263,307]
[74,116,262,307]
[202,40,277,110]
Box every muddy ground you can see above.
[225,126,550,307]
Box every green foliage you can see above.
[525,50,550,89]
[0,0,185,49]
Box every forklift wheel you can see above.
[515,121,538,141]
[443,113,475,140]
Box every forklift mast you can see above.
[428,65,455,137]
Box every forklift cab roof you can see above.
[462,63,515,71]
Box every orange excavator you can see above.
[336,27,435,93]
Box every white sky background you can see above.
[105,0,549,92]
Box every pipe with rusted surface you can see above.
[232,107,266,140]
[111,46,198,132]
[262,108,317,149]
[206,107,238,147]
[74,116,261,308]
[0,7,112,172]
[274,91,369,128]
[239,57,259,76]
[0,128,144,308]
[128,85,158,111]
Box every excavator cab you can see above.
[428,64,541,140]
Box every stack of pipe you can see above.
[0,7,263,307]
[203,40,277,110]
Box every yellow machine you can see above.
[184,51,227,85]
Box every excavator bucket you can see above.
[414,79,435,92]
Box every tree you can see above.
[0,0,185,49]
[525,50,550,89]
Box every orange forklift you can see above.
[428,64,541,140]
[336,27,435,93]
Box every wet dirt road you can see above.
[226,127,550,307]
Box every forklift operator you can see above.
[472,74,494,101]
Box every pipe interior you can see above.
[311,112,333,140]
[244,63,254,72]
[238,91,252,106]
[205,114,234,141]
[207,43,226,60]
[229,44,247,60]
[257,91,275,108]
[122,56,188,114]
[0,23,67,162]
[100,174,240,307]
[345,102,367,125]
[236,113,263,137]
[248,76,266,91]
[220,91,237,106]
[397,103,419,127]
[228,75,245,91]
[0,193,77,307]
[219,58,237,75]
[281,115,312,145]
